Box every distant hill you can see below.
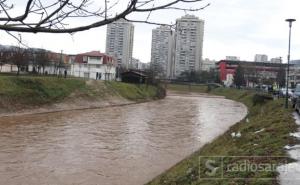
[0,44,11,50]
[0,44,51,53]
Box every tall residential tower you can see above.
[106,19,134,69]
[150,26,175,78]
[254,54,268,62]
[174,15,204,77]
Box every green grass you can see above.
[0,76,165,111]
[146,85,297,185]
[0,76,86,105]
[106,81,160,101]
[167,83,208,93]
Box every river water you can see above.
[0,94,247,185]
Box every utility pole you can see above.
[285,19,296,109]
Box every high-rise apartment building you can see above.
[270,57,282,63]
[226,56,240,61]
[150,26,175,78]
[202,58,217,72]
[106,19,134,69]
[174,15,204,77]
[254,54,268,62]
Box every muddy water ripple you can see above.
[0,95,247,185]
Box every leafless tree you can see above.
[11,47,29,75]
[104,58,114,81]
[0,0,209,34]
[35,49,51,74]
[0,49,9,72]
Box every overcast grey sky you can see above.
[1,0,300,63]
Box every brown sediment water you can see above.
[0,95,247,185]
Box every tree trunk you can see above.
[17,66,20,76]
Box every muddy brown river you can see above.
[0,94,247,185]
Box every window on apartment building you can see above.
[180,60,185,64]
[89,56,100,61]
[83,56,88,63]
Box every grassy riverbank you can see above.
[0,76,165,112]
[147,84,297,185]
[106,81,165,101]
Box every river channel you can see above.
[0,94,247,185]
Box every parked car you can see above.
[279,88,294,98]
[255,84,272,93]
[292,84,300,109]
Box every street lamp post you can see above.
[285,18,296,109]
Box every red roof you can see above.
[79,51,106,57]
[74,51,116,65]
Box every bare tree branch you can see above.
[0,0,34,21]
[5,31,30,48]
[0,0,209,33]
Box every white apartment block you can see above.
[174,15,204,77]
[202,58,217,71]
[254,54,268,62]
[129,57,140,69]
[129,57,149,70]
[226,56,240,61]
[289,60,300,87]
[70,51,117,80]
[150,26,175,78]
[270,57,282,63]
[106,19,134,69]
